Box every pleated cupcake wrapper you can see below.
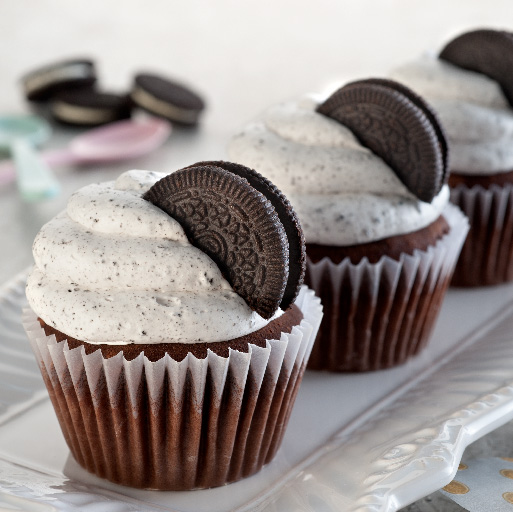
[305,203,469,372]
[23,286,322,490]
[450,183,513,286]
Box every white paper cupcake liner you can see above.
[23,286,322,490]
[450,183,513,286]
[305,203,468,372]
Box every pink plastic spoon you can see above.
[0,118,171,186]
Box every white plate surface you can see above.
[2,271,513,512]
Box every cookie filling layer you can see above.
[52,102,121,124]
[229,96,449,245]
[131,86,200,124]
[26,170,280,344]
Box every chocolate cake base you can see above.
[449,171,513,286]
[449,169,513,190]
[32,305,309,490]
[39,303,302,361]
[306,215,450,265]
[304,215,459,372]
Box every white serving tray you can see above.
[2,270,513,512]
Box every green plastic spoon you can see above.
[0,115,60,201]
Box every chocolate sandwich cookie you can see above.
[353,78,449,182]
[131,73,205,125]
[181,160,306,310]
[145,162,306,319]
[21,58,96,102]
[50,89,132,126]
[440,29,513,106]
[316,78,447,203]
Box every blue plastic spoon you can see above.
[0,115,60,201]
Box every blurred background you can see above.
[1,0,512,283]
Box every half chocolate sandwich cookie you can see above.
[349,77,449,181]
[180,160,306,310]
[316,78,449,203]
[440,29,513,106]
[144,161,306,319]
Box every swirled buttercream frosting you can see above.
[391,56,513,174]
[228,96,449,245]
[26,170,278,344]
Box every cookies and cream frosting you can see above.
[391,56,513,174]
[26,170,278,344]
[228,96,449,246]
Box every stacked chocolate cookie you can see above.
[21,58,205,126]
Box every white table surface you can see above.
[2,2,513,510]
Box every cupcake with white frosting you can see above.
[391,28,513,286]
[23,165,322,489]
[229,80,468,372]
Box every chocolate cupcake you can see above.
[229,80,468,372]
[391,29,513,286]
[23,166,322,489]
